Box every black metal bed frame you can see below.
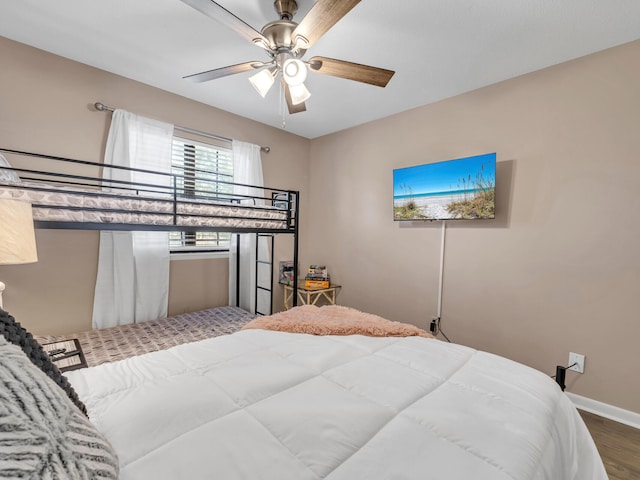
[0,147,299,311]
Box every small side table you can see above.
[283,283,341,310]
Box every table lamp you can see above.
[0,198,38,309]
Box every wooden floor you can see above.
[579,410,640,480]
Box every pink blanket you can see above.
[242,305,433,338]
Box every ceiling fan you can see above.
[181,0,395,114]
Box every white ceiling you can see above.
[1,0,639,139]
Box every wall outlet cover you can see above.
[569,352,585,373]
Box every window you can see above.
[170,137,233,253]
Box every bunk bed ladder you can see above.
[255,233,274,316]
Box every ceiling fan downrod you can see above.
[273,0,298,20]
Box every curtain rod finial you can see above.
[94,102,114,112]
[261,146,270,153]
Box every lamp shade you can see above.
[0,199,38,265]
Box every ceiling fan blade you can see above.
[282,79,307,114]
[291,0,361,49]
[184,61,263,83]
[181,0,271,49]
[308,56,395,87]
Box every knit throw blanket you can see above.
[0,335,118,478]
[242,305,433,338]
[0,308,86,414]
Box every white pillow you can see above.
[0,153,21,183]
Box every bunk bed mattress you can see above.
[35,306,255,367]
[65,329,606,480]
[0,181,289,229]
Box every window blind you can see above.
[170,137,233,252]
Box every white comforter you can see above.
[66,330,606,480]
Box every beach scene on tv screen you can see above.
[393,153,496,220]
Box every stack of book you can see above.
[305,265,330,289]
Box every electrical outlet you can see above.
[568,352,585,374]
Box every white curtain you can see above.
[228,140,269,314]
[92,110,174,329]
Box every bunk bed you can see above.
[0,146,300,310]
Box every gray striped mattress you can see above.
[35,306,255,368]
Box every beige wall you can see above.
[307,40,640,413]
[2,34,638,413]
[0,37,310,335]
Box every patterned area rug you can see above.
[35,306,255,368]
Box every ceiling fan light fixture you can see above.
[289,82,311,105]
[249,68,276,97]
[282,58,307,86]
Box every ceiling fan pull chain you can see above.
[280,82,286,129]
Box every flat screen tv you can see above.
[393,153,496,221]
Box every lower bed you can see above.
[62,305,607,480]
[35,306,255,367]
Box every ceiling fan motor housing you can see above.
[262,20,297,51]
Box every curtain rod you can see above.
[93,102,270,153]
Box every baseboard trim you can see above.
[566,392,640,429]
